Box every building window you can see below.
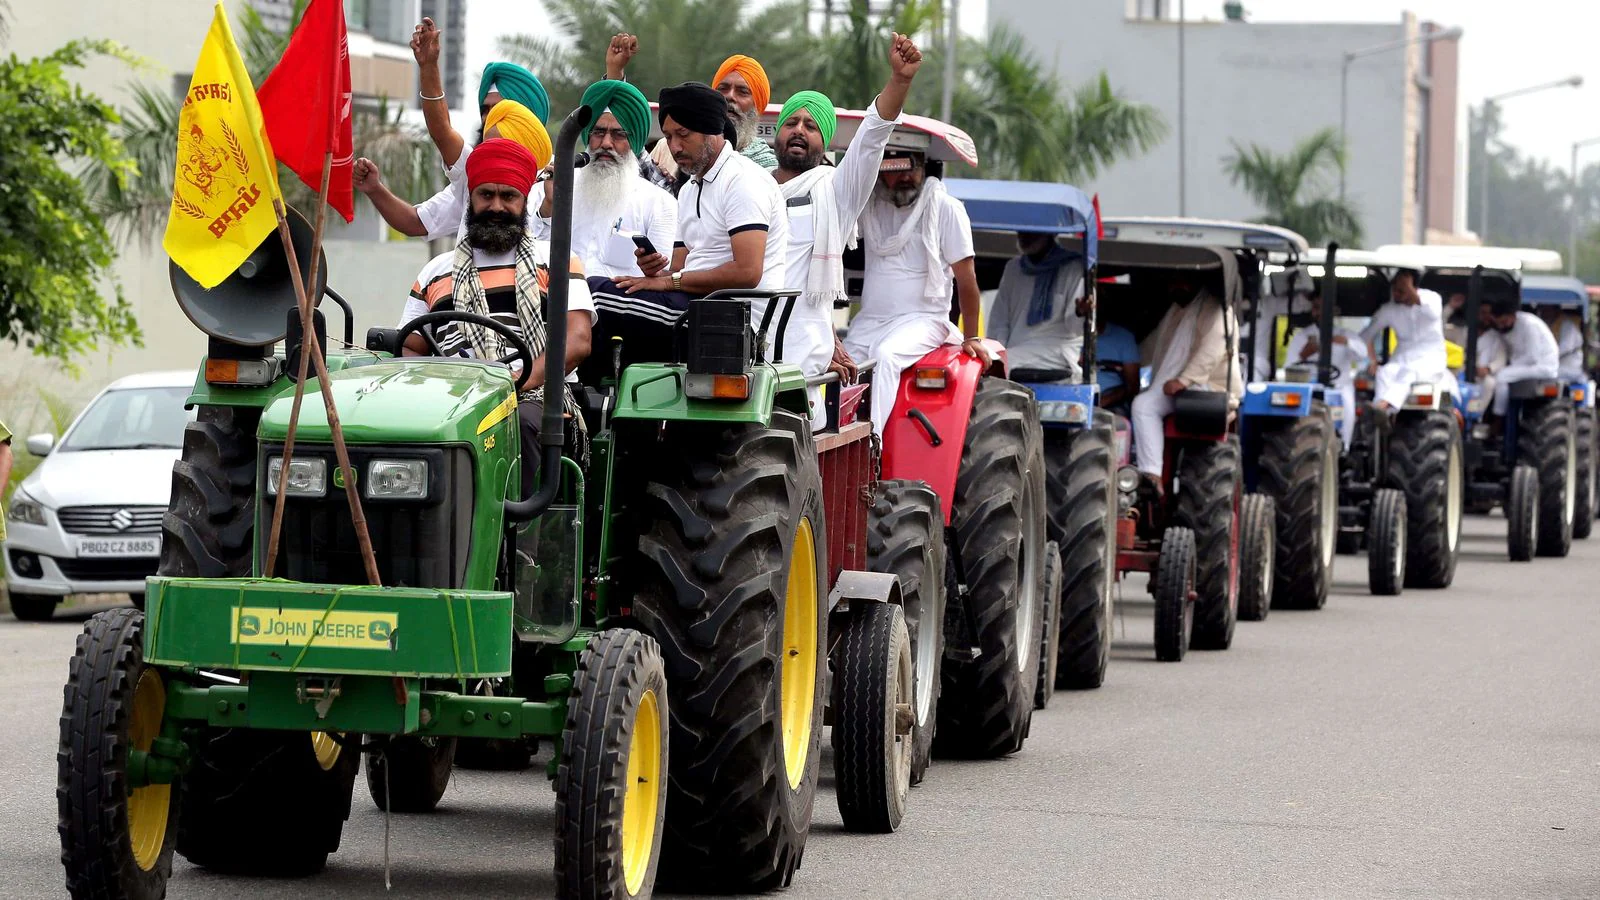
[344,0,368,31]
[1131,0,1167,20]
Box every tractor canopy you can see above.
[1521,274,1590,322]
[1088,239,1241,359]
[946,178,1098,292]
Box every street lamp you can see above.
[1338,26,1463,203]
[1478,75,1584,239]
[1569,135,1600,276]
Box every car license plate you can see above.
[77,537,160,557]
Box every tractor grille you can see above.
[57,506,165,535]
[258,444,475,589]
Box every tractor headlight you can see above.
[366,459,429,499]
[1039,401,1089,424]
[266,456,327,498]
[6,487,46,526]
[1115,465,1140,494]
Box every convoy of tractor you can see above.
[51,103,1599,900]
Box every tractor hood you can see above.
[258,360,518,445]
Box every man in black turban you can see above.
[656,82,737,176]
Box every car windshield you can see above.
[59,386,193,452]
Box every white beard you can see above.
[573,156,634,224]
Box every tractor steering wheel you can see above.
[395,310,537,393]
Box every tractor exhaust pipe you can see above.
[506,103,593,523]
[1317,242,1338,388]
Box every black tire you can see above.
[936,378,1046,759]
[1236,494,1276,621]
[1367,488,1406,596]
[832,602,913,834]
[365,735,456,813]
[59,608,179,900]
[1153,527,1196,663]
[634,410,826,892]
[176,729,359,875]
[1386,411,1463,588]
[1174,437,1240,651]
[555,628,669,900]
[160,404,260,579]
[1519,401,1575,557]
[1507,464,1539,562]
[1044,425,1116,690]
[10,592,58,621]
[1033,543,1062,709]
[1259,410,1337,610]
[1574,409,1595,539]
[863,479,945,785]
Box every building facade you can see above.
[987,0,1464,246]
[419,0,467,109]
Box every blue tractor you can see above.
[1520,274,1596,537]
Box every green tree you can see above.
[1223,128,1364,246]
[0,36,142,364]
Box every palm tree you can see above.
[1223,128,1364,246]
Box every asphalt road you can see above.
[7,515,1599,898]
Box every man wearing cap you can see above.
[845,141,985,434]
[714,54,778,170]
[399,139,595,468]
[354,17,550,239]
[1361,269,1452,413]
[530,80,676,282]
[986,231,1089,378]
[771,33,925,418]
[587,82,787,376]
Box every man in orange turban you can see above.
[712,54,777,170]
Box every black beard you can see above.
[778,141,824,173]
[466,207,524,254]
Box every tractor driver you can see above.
[986,231,1088,379]
[1286,287,1369,450]
[1536,304,1587,381]
[1361,268,1451,415]
[398,139,595,472]
[1483,295,1560,429]
[1130,274,1242,492]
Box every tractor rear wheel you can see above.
[177,728,359,874]
[554,628,669,900]
[160,404,260,579]
[1044,424,1116,690]
[864,480,945,785]
[1176,437,1241,651]
[832,601,913,834]
[1386,411,1463,588]
[1259,409,1337,610]
[59,608,179,900]
[1236,494,1276,621]
[1518,401,1576,557]
[1573,409,1595,539]
[365,735,456,813]
[1153,527,1196,662]
[936,378,1046,759]
[634,411,826,892]
[1033,543,1063,709]
[1507,464,1539,562]
[1367,488,1407,596]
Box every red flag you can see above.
[258,0,354,222]
[1092,193,1103,240]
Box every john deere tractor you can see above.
[57,107,916,900]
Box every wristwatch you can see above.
[671,271,683,292]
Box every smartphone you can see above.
[631,234,658,256]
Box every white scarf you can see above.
[780,166,850,308]
[861,175,953,301]
[1152,294,1209,387]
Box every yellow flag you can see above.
[163,2,284,289]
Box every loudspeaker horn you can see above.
[168,205,327,347]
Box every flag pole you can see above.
[262,151,336,577]
[267,191,382,587]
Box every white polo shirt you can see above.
[677,142,787,290]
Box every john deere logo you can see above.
[370,620,393,643]
[238,614,261,636]
[332,466,354,490]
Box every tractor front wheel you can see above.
[1367,488,1407,596]
[1508,464,1539,562]
[1153,528,1197,662]
[1033,543,1063,709]
[1236,494,1276,621]
[832,601,913,833]
[365,735,456,813]
[59,608,179,900]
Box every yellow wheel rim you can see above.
[126,669,170,872]
[311,732,342,771]
[620,688,661,896]
[780,518,819,790]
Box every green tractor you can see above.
[58,108,927,899]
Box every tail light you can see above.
[914,367,948,390]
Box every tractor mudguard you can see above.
[610,362,809,425]
[1025,382,1099,431]
[827,571,903,611]
[1239,382,1314,418]
[880,345,995,523]
[1568,380,1596,409]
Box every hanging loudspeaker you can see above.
[168,205,327,347]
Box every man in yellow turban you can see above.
[713,54,777,170]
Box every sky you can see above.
[462,0,1597,171]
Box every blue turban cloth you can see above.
[478,62,549,124]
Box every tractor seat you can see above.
[1010,367,1075,385]
[1508,378,1564,401]
[1163,389,1229,440]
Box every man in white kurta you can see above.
[1535,306,1587,381]
[770,36,923,427]
[1285,290,1370,450]
[986,234,1087,377]
[1131,284,1242,477]
[1484,297,1561,417]
[1360,270,1451,411]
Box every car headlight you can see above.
[6,488,46,525]
[265,456,328,497]
[366,459,429,499]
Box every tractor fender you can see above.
[1239,382,1314,418]
[827,570,903,612]
[1026,382,1099,431]
[880,345,995,523]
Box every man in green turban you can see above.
[770,32,926,426]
